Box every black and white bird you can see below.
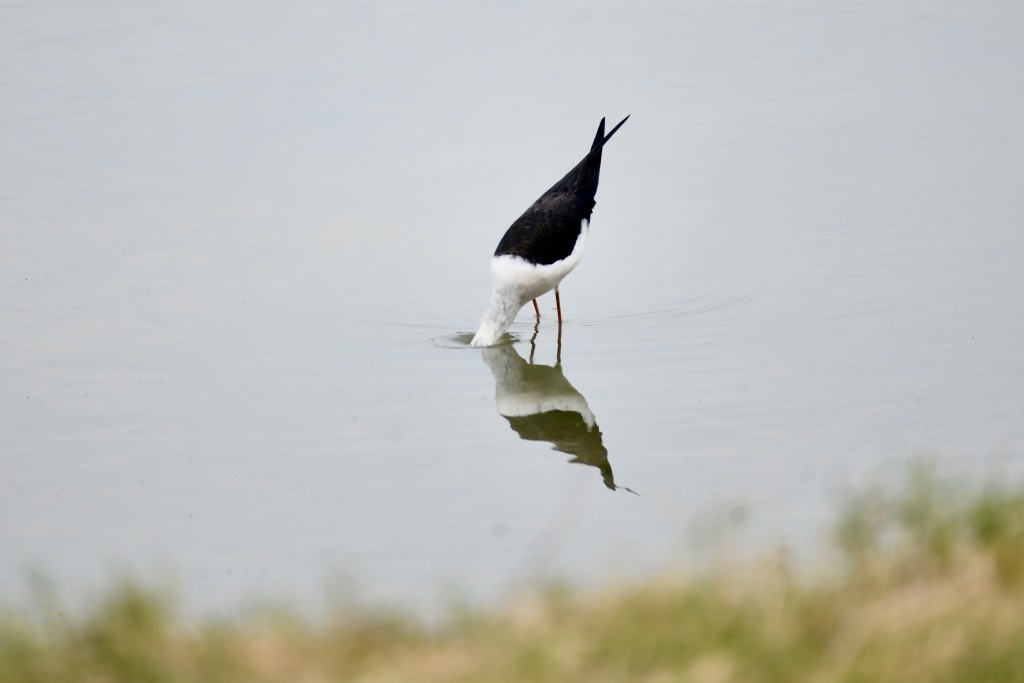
[470,116,629,347]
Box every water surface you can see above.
[2,0,1023,614]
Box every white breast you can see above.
[491,223,588,303]
[471,222,588,347]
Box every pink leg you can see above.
[532,299,540,318]
[555,288,562,323]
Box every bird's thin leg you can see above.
[532,299,540,318]
[555,288,563,323]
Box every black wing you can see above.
[494,116,629,265]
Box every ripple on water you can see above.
[432,332,478,349]
[360,278,753,350]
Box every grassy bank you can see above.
[3,469,1024,683]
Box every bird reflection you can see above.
[480,326,634,493]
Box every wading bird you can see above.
[470,116,629,347]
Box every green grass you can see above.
[3,467,1024,682]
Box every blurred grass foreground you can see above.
[3,468,1024,683]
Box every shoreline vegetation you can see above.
[3,468,1024,682]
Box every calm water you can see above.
[3,1,1023,615]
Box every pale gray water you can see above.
[2,0,1023,615]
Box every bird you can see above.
[470,115,629,347]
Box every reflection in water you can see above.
[480,327,634,493]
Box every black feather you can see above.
[494,116,629,265]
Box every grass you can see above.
[3,467,1024,682]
